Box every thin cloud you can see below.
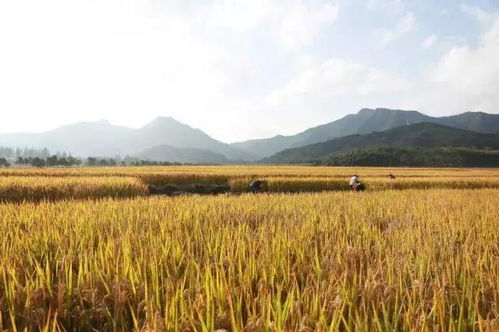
[377,11,416,44]
[367,0,403,11]
[203,0,339,48]
[266,58,409,107]
[460,4,499,24]
[405,17,499,115]
[422,34,438,48]
[0,0,498,142]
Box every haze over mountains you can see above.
[1,108,499,164]
[232,108,499,159]
[264,122,499,164]
[0,117,248,163]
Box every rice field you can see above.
[0,166,498,331]
[2,166,499,199]
[0,176,148,203]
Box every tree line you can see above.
[0,146,209,168]
[0,147,51,159]
[0,155,188,168]
[318,147,499,167]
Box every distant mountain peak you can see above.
[358,107,393,112]
[264,122,499,164]
[142,116,186,129]
[152,115,176,121]
[1,109,498,163]
[460,111,487,116]
[358,107,421,114]
[231,107,499,159]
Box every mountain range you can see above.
[263,122,499,164]
[0,117,248,163]
[232,108,499,159]
[1,108,499,164]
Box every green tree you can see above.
[30,157,46,168]
[87,157,97,166]
[0,158,10,167]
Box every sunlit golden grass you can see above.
[229,176,499,192]
[0,176,148,203]
[6,172,499,204]
[3,165,499,180]
[0,166,498,330]
[0,189,498,331]
[3,166,499,196]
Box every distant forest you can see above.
[319,147,499,167]
[0,147,52,159]
[0,146,195,168]
[3,146,499,168]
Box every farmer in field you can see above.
[350,175,365,191]
[250,180,267,194]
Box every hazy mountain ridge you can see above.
[436,111,499,133]
[263,122,499,164]
[232,108,499,159]
[0,117,247,163]
[139,145,229,164]
[1,108,499,163]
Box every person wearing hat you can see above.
[349,175,364,191]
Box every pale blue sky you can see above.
[0,0,498,142]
